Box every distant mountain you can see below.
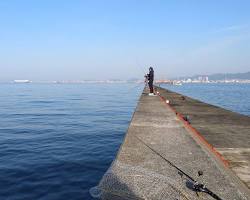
[180,72,250,80]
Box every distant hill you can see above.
[181,71,250,80]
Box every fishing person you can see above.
[147,67,154,95]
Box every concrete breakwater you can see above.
[94,86,250,200]
[155,86,250,190]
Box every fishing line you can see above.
[135,59,147,75]
[122,81,144,95]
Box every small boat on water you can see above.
[173,81,182,86]
[14,80,32,83]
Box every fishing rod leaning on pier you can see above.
[134,135,224,200]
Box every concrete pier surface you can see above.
[156,86,250,190]
[96,87,250,200]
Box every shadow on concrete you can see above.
[92,167,200,200]
[91,172,144,200]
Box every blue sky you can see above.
[0,0,250,81]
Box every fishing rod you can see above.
[135,60,147,75]
[125,64,150,94]
[134,135,224,200]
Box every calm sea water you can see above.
[0,83,143,200]
[0,83,249,200]
[162,83,250,116]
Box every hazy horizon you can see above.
[1,0,250,81]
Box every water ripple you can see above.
[0,83,143,199]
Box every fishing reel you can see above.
[193,182,206,193]
[144,74,149,81]
[178,170,208,196]
[193,170,207,193]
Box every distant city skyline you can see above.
[0,0,250,81]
